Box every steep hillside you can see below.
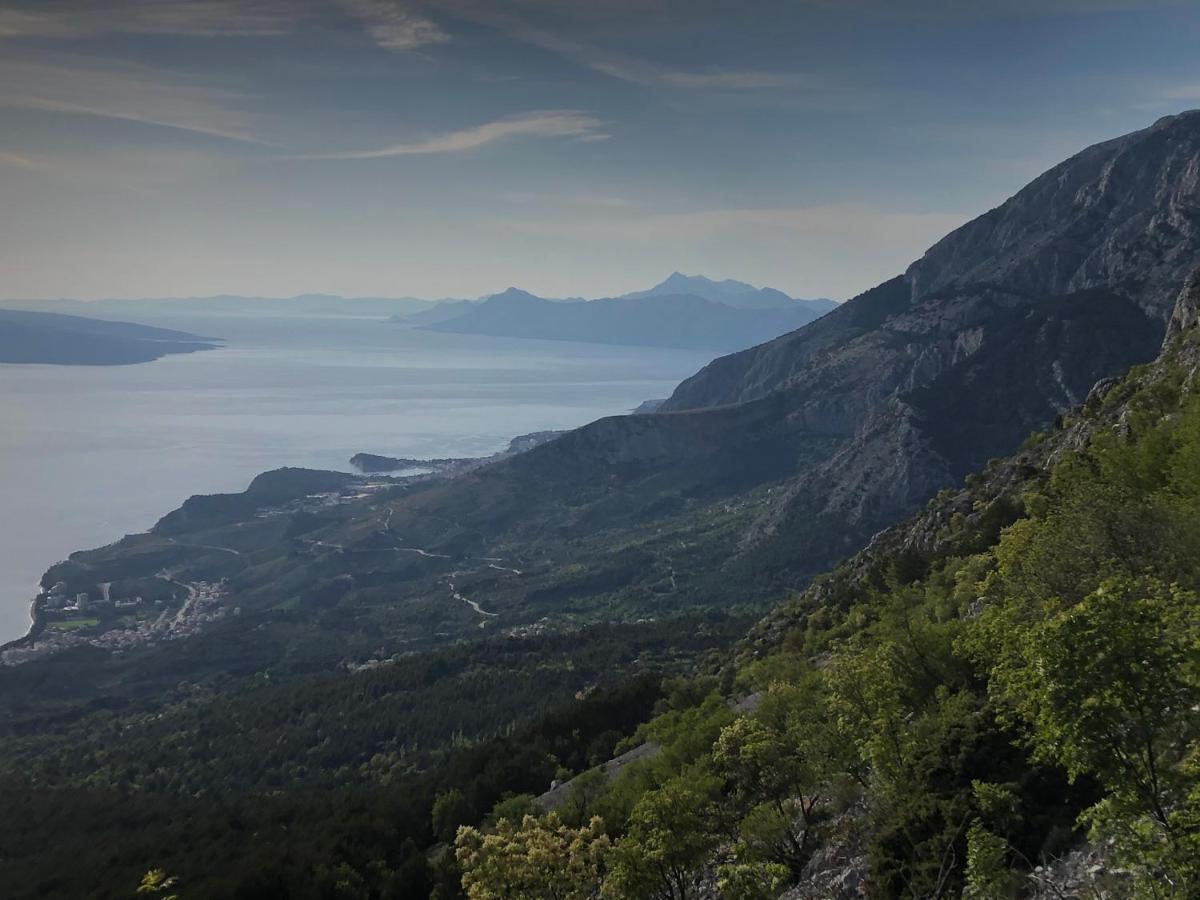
[3,116,1200,900]
[667,110,1200,412]
[7,267,1196,899]
[449,264,1200,900]
[653,111,1200,575]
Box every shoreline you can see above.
[0,590,44,656]
[0,405,651,655]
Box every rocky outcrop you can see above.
[668,111,1200,414]
[642,113,1200,583]
[746,263,1200,651]
[908,111,1200,318]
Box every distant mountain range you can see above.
[0,276,835,357]
[0,309,218,365]
[620,271,835,312]
[0,294,435,320]
[394,275,837,351]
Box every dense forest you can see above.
[0,615,746,897]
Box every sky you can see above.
[1,0,1199,302]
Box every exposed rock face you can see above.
[646,112,1200,578]
[908,111,1200,317]
[1167,264,1200,341]
[746,264,1200,651]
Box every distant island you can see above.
[0,309,220,365]
[392,274,838,351]
[1,275,838,357]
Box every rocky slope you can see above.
[652,111,1200,574]
[748,262,1200,655]
[668,110,1200,412]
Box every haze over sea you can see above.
[0,313,710,643]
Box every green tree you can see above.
[136,869,180,899]
[712,684,840,876]
[433,788,476,844]
[456,812,611,900]
[603,770,721,900]
[977,576,1200,894]
[962,822,1020,900]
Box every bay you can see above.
[0,313,710,643]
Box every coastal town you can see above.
[0,576,229,666]
[0,472,434,667]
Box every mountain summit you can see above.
[642,110,1200,582]
[622,272,836,312]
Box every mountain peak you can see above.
[486,287,543,304]
[906,106,1200,319]
[652,272,758,296]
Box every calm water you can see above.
[0,314,711,643]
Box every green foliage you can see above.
[962,823,1018,899]
[486,794,540,827]
[713,681,846,875]
[456,813,610,900]
[714,860,789,900]
[603,769,722,900]
[433,789,477,844]
[136,868,181,899]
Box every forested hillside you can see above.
[449,268,1200,898]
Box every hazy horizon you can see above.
[2,1,1199,302]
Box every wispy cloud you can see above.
[416,1,808,91]
[337,0,448,50]
[0,1,294,39]
[0,150,44,169]
[0,57,266,144]
[585,50,809,91]
[295,110,607,159]
[1158,84,1200,102]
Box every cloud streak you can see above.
[337,0,448,50]
[0,1,294,38]
[295,110,607,159]
[0,150,43,169]
[414,1,810,92]
[0,57,267,145]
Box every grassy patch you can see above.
[47,618,100,631]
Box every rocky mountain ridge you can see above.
[649,111,1200,574]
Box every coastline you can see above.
[0,590,45,658]
[0,400,657,660]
